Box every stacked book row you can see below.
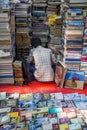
[15,1,31,58]
[80,10,87,84]
[62,8,84,71]
[46,0,63,63]
[1,92,87,129]
[13,60,24,86]
[61,0,87,85]
[32,0,50,47]
[0,9,14,84]
[70,0,87,8]
[47,0,61,36]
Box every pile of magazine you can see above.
[1,92,87,129]
[0,9,14,84]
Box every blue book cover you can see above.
[79,94,87,102]
[69,9,83,14]
[67,21,84,26]
[49,108,63,114]
[0,75,14,78]
[64,71,85,90]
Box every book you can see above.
[64,71,85,90]
[69,123,82,130]
[59,123,69,130]
[55,61,67,87]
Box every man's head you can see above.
[31,38,41,48]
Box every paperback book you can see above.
[55,61,67,87]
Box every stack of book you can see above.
[80,10,87,84]
[13,60,24,86]
[46,0,61,18]
[32,0,47,20]
[32,0,49,46]
[9,0,16,60]
[63,8,84,71]
[47,0,61,36]
[16,47,30,59]
[15,1,31,58]
[46,1,63,63]
[32,21,50,46]
[0,0,4,10]
[9,0,15,34]
[1,91,87,129]
[54,16,62,37]
[48,36,63,63]
[70,0,87,8]
[0,10,14,84]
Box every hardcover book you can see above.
[55,61,67,88]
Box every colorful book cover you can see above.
[19,93,33,100]
[64,94,73,100]
[0,92,6,100]
[69,123,81,130]
[57,112,67,119]
[52,123,59,130]
[59,117,69,124]
[49,108,63,114]
[42,122,52,130]
[55,92,64,100]
[59,123,69,130]
[65,100,75,108]
[55,61,67,88]
[64,71,85,90]
[42,93,50,100]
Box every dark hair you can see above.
[31,38,41,47]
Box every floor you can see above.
[0,81,87,95]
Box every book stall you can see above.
[0,0,87,129]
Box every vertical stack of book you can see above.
[0,0,3,10]
[80,10,87,84]
[63,8,84,71]
[47,0,61,35]
[54,16,62,37]
[70,0,87,8]
[0,11,14,84]
[9,0,16,60]
[13,60,24,86]
[46,0,63,63]
[32,0,50,47]
[15,1,31,59]
[9,0,15,34]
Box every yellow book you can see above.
[8,112,18,117]
[19,93,33,100]
[59,123,69,130]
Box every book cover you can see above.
[55,61,67,88]
[49,108,63,114]
[64,71,85,90]
[59,123,69,130]
[69,123,82,130]
[0,92,6,100]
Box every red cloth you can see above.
[0,81,87,95]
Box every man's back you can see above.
[33,46,54,82]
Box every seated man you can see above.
[27,38,55,82]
